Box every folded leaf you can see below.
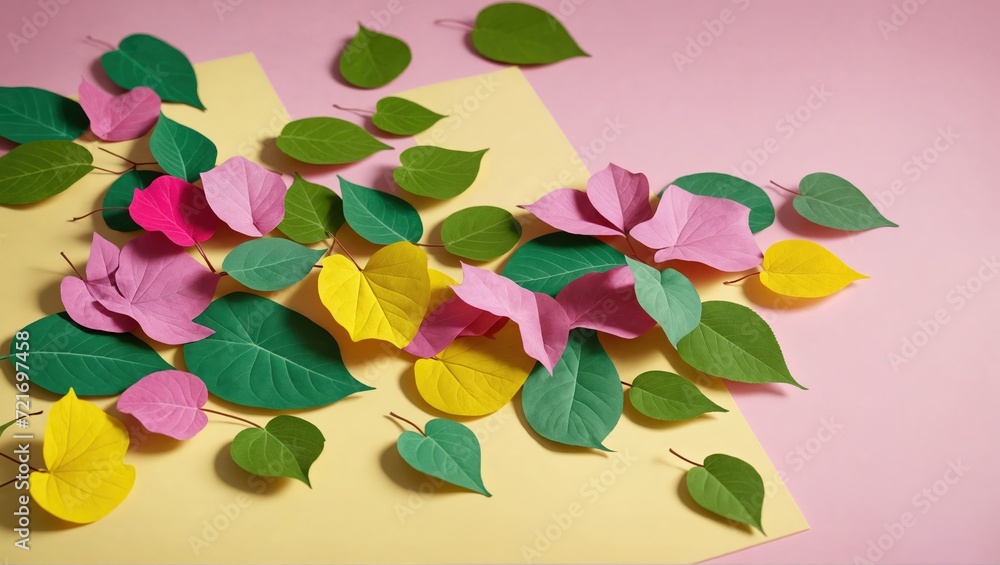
[102,170,164,232]
[627,371,726,421]
[394,147,488,199]
[201,156,287,237]
[555,265,655,339]
[128,175,218,246]
[372,96,446,136]
[0,140,93,205]
[471,2,589,64]
[277,117,391,165]
[339,25,411,89]
[627,258,701,346]
[441,206,521,261]
[78,79,160,142]
[685,453,766,533]
[0,86,88,143]
[61,233,137,333]
[521,188,620,237]
[586,163,653,234]
[668,172,774,233]
[340,176,422,244]
[396,418,490,496]
[277,174,345,244]
[150,113,217,182]
[793,172,898,231]
[502,232,626,295]
[405,296,504,358]
[101,33,204,109]
[231,415,325,486]
[117,370,208,440]
[760,239,867,298]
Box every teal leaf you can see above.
[276,117,392,165]
[371,97,446,136]
[339,176,422,244]
[626,258,701,346]
[667,172,775,233]
[101,33,204,109]
[339,25,412,89]
[627,371,726,421]
[102,170,164,231]
[0,86,89,144]
[0,140,93,205]
[149,113,217,182]
[277,174,345,244]
[222,239,325,292]
[441,206,521,261]
[502,232,626,295]
[230,415,325,487]
[685,453,766,533]
[396,418,490,496]
[393,147,488,200]
[471,2,589,65]
[793,172,898,231]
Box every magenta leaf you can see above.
[129,175,218,247]
[78,78,160,142]
[586,163,653,234]
[630,186,763,272]
[201,156,287,237]
[60,233,137,333]
[555,266,655,339]
[117,370,208,440]
[521,188,620,237]
[404,297,505,358]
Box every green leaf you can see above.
[276,117,392,165]
[441,206,521,261]
[393,147,488,200]
[230,415,325,487]
[794,172,898,231]
[10,312,171,395]
[521,329,622,450]
[627,258,701,346]
[339,25,412,89]
[676,301,805,389]
[102,170,164,231]
[277,174,345,244]
[502,232,626,296]
[149,113,217,182]
[0,140,93,205]
[471,2,589,65]
[685,453,766,533]
[339,176,422,245]
[184,292,372,409]
[0,86,89,144]
[371,97,446,136]
[0,416,27,440]
[627,371,726,421]
[396,418,490,496]
[668,172,775,233]
[100,33,204,109]
[222,239,324,292]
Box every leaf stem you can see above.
[60,252,85,279]
[0,478,15,489]
[0,452,40,472]
[84,35,117,51]
[415,242,446,248]
[0,355,9,362]
[434,18,475,30]
[329,233,360,270]
[723,271,760,285]
[769,180,800,196]
[91,165,132,175]
[194,242,216,273]
[70,207,127,222]
[332,104,374,118]
[669,448,703,467]
[620,380,633,388]
[388,412,425,436]
[97,147,156,167]
[200,408,262,429]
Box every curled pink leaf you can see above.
[78,78,160,142]
[586,163,653,234]
[555,266,655,339]
[521,188,620,237]
[201,156,287,237]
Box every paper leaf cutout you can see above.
[393,147,488,199]
[128,175,218,246]
[630,186,762,272]
[441,206,521,261]
[276,117,392,165]
[101,33,204,109]
[415,324,535,416]
[452,264,570,373]
[502,232,626,295]
[31,389,135,524]
[760,239,868,298]
[184,292,371,409]
[201,156,287,236]
[404,296,505,358]
[669,173,775,233]
[61,233,137,333]
[794,172,898,231]
[0,140,92,205]
[676,301,804,388]
[371,96,446,136]
[10,313,170,395]
[318,241,430,348]
[685,453,766,533]
[223,238,324,292]
[521,188,620,237]
[627,258,701,346]
[150,113,217,182]
[102,169,163,232]
[117,370,208,440]
[471,2,589,64]
[339,25,412,89]
[521,329,622,450]
[230,415,325,486]
[277,174,345,244]
[0,86,88,143]
[555,265,655,339]
[396,418,490,496]
[340,176,423,244]
[78,79,160,142]
[586,163,653,234]
[627,371,727,421]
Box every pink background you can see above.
[2,0,998,563]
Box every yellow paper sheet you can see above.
[0,54,807,564]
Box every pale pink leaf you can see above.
[404,297,505,358]
[60,233,137,333]
[78,78,160,142]
[521,188,621,237]
[586,163,653,233]
[630,186,763,272]
[555,266,656,339]
[117,370,208,440]
[201,156,287,237]
[129,175,218,247]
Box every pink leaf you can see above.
[521,188,621,237]
[586,164,653,233]
[555,266,656,339]
[117,370,208,440]
[630,186,763,272]
[90,233,220,345]
[451,264,570,373]
[201,156,287,237]
[404,297,505,358]
[78,78,160,142]
[129,176,218,247]
[60,233,137,333]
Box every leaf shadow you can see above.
[87,56,122,93]
[377,441,467,496]
[396,364,482,424]
[111,409,185,455]
[773,194,852,240]
[329,34,358,89]
[212,443,292,495]
[738,275,833,311]
[510,390,613,458]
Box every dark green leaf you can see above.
[276,117,391,165]
[371,97,446,136]
[502,232,626,295]
[230,415,325,486]
[627,371,726,421]
[0,86,89,144]
[668,173,775,233]
[794,172,898,230]
[102,170,164,231]
[277,174,345,244]
[441,206,521,261]
[101,33,204,109]
[471,2,589,64]
[393,147,488,199]
[339,176,422,244]
[685,453,766,533]
[396,418,490,496]
[222,239,324,291]
[149,113,217,182]
[627,258,701,346]
[0,140,93,205]
[339,25,412,89]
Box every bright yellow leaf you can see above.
[415,324,535,416]
[427,268,457,315]
[30,389,135,524]
[760,239,868,298]
[318,241,430,348]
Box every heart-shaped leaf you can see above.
[276,117,391,165]
[223,238,324,292]
[277,174,345,244]
[627,371,726,421]
[0,140,93,205]
[471,2,589,64]
[502,232,626,296]
[393,147,488,199]
[201,156,287,236]
[0,86,88,143]
[230,415,325,486]
[684,453,766,533]
[340,176,423,244]
[78,79,160,142]
[184,292,371,409]
[555,265,655,339]
[668,173,775,233]
[441,206,521,261]
[117,370,208,440]
[102,169,164,232]
[759,239,867,298]
[371,96,445,136]
[627,258,701,346]
[150,113,217,182]
[793,172,898,231]
[339,25,412,88]
[396,417,490,496]
[101,33,204,109]
[128,175,218,246]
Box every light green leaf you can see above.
[626,258,701,346]
[441,206,521,261]
[668,172,774,233]
[471,2,589,64]
[149,113,217,182]
[627,371,726,421]
[685,453,766,533]
[102,170,163,231]
[339,176,422,244]
[230,415,325,487]
[393,147,487,199]
[0,86,89,144]
[502,232,626,296]
[101,33,204,109]
[793,172,898,231]
[339,25,412,89]
[371,97,446,136]
[276,117,392,165]
[396,417,490,496]
[0,140,93,205]
[222,239,324,292]
[277,174,345,244]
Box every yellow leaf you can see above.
[30,389,135,524]
[759,239,868,298]
[427,268,457,315]
[415,324,535,416]
[318,241,430,348]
